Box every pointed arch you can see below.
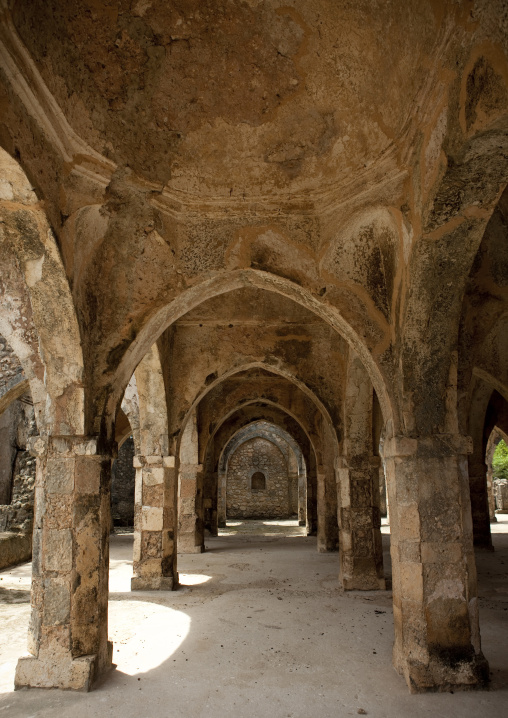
[104,269,395,441]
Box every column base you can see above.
[15,642,113,691]
[340,553,386,590]
[343,576,386,591]
[473,539,495,551]
[317,543,339,553]
[400,651,489,694]
[131,575,178,591]
[178,544,205,554]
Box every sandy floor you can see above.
[0,517,507,718]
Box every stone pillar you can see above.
[379,463,388,517]
[286,449,298,518]
[384,435,488,693]
[204,470,218,535]
[178,462,205,553]
[15,436,113,691]
[468,457,493,549]
[306,466,318,536]
[177,409,204,552]
[337,455,385,590]
[217,467,227,528]
[485,440,497,522]
[131,454,178,590]
[317,466,339,552]
[298,471,307,526]
[288,471,298,516]
[494,479,508,511]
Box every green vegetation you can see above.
[493,439,508,480]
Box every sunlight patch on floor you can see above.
[219,519,307,537]
[179,573,212,585]
[109,558,134,593]
[108,601,190,676]
[491,513,508,534]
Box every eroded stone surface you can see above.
[0,0,506,695]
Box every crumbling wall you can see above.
[0,394,37,533]
[0,334,24,396]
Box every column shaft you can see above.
[384,435,488,693]
[338,455,385,590]
[217,470,226,528]
[178,462,205,553]
[203,471,218,535]
[298,471,307,526]
[306,469,318,536]
[131,454,178,590]
[468,458,493,548]
[317,467,339,552]
[15,436,113,691]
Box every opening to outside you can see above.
[493,438,508,514]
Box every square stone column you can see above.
[468,457,494,548]
[298,471,307,525]
[15,436,113,691]
[131,454,178,590]
[204,470,219,536]
[486,462,498,522]
[288,470,299,517]
[337,455,385,590]
[384,435,488,693]
[306,468,318,536]
[317,466,339,552]
[217,469,227,528]
[178,462,205,553]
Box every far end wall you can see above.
[226,437,296,519]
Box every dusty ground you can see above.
[0,518,507,718]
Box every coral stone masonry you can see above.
[0,0,507,700]
[226,437,297,520]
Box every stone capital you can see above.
[29,435,111,458]
[133,454,176,469]
[336,455,381,471]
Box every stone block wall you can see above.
[111,436,135,526]
[226,437,292,519]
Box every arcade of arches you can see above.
[0,0,507,702]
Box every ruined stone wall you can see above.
[0,335,24,395]
[226,437,290,519]
[0,396,37,533]
[111,436,135,526]
[0,401,17,504]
